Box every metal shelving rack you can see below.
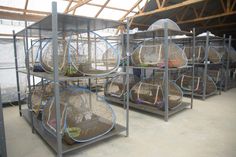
[0,87,7,157]
[224,35,236,91]
[13,2,128,157]
[106,19,195,122]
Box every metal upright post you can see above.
[0,87,7,157]
[191,28,195,109]
[164,22,169,121]
[30,40,35,89]
[52,2,62,157]
[219,35,226,94]
[125,18,130,137]
[203,31,209,100]
[225,36,231,90]
[13,31,22,116]
[24,21,34,133]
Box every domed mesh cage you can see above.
[176,72,217,96]
[42,86,116,144]
[131,40,188,68]
[130,78,183,110]
[69,31,119,76]
[147,19,181,31]
[183,46,205,63]
[28,31,119,76]
[207,46,222,63]
[104,74,140,99]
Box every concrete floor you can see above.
[3,88,236,157]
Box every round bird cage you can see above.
[176,73,217,96]
[40,38,80,76]
[42,87,116,144]
[131,40,188,68]
[130,78,183,110]
[147,18,181,31]
[73,31,120,76]
[207,46,222,63]
[183,46,205,63]
[104,74,140,98]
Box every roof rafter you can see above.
[95,0,110,18]
[65,0,91,14]
[132,0,205,18]
[23,0,29,15]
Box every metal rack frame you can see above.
[106,19,195,122]
[13,2,128,157]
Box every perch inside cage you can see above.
[104,74,140,98]
[131,40,188,68]
[130,78,183,110]
[183,46,205,63]
[176,73,217,96]
[147,18,181,31]
[42,87,116,144]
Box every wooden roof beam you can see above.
[95,0,110,18]
[120,0,143,21]
[65,0,91,14]
[132,0,205,18]
[177,10,236,24]
[0,11,44,21]
[0,6,49,15]
[64,0,73,13]
[24,0,29,15]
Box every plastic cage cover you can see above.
[147,19,181,31]
[130,78,183,110]
[176,72,217,96]
[41,85,116,144]
[28,31,120,76]
[104,74,140,98]
[131,39,188,68]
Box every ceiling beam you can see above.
[64,0,138,13]
[177,11,236,24]
[65,0,91,14]
[64,0,73,13]
[24,0,29,15]
[0,6,49,15]
[132,0,205,18]
[120,0,143,21]
[95,0,110,18]
[0,11,44,21]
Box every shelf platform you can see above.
[18,70,123,81]
[22,109,126,154]
[127,65,193,71]
[105,96,190,117]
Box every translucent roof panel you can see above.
[148,19,181,31]
[74,4,101,17]
[90,0,108,5]
[107,0,139,10]
[27,0,68,13]
[98,8,126,20]
[0,0,25,9]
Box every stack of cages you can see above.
[177,34,222,99]
[14,12,128,150]
[105,18,194,121]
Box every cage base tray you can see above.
[22,109,126,154]
[105,96,190,117]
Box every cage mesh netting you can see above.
[183,46,205,63]
[131,40,188,68]
[130,78,183,110]
[207,46,222,63]
[147,19,181,31]
[208,69,221,84]
[70,31,119,76]
[104,74,140,98]
[28,31,119,76]
[42,86,116,144]
[176,73,217,96]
